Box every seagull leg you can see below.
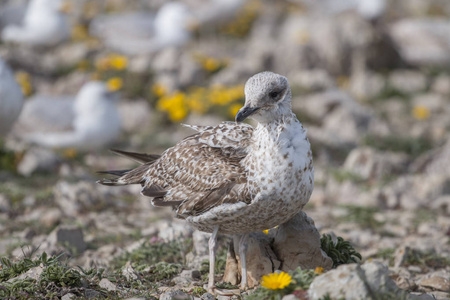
[239,233,250,290]
[208,225,219,294]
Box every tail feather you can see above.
[96,178,125,186]
[110,149,160,164]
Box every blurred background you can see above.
[0,0,449,298]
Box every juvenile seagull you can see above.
[98,72,314,292]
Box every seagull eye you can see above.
[269,91,280,99]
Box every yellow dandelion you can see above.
[168,106,188,122]
[15,71,32,96]
[151,83,168,98]
[107,77,123,91]
[228,103,242,118]
[412,105,430,120]
[262,229,269,235]
[314,267,324,274]
[109,54,128,70]
[261,272,292,290]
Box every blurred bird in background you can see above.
[18,81,122,150]
[1,0,70,47]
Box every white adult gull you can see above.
[1,0,69,47]
[97,72,314,293]
[23,81,121,150]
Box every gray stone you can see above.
[343,147,409,180]
[308,261,401,300]
[389,70,427,94]
[200,293,215,300]
[418,271,450,292]
[0,194,10,213]
[48,225,86,254]
[17,147,60,176]
[192,230,210,257]
[432,74,450,95]
[61,293,76,300]
[223,232,280,288]
[179,269,201,280]
[122,262,139,281]
[282,295,299,300]
[409,293,437,300]
[272,211,333,272]
[8,266,43,282]
[85,289,101,299]
[53,180,103,217]
[99,278,117,291]
[39,208,62,228]
[389,19,450,67]
[160,289,193,300]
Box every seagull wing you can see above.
[98,122,254,217]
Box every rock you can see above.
[409,293,437,300]
[425,138,450,176]
[48,225,86,254]
[418,271,450,292]
[160,289,193,300]
[61,293,76,300]
[389,70,427,94]
[392,245,412,266]
[289,69,335,92]
[9,266,43,281]
[17,147,60,176]
[200,293,215,300]
[0,194,11,213]
[39,208,62,228]
[84,289,101,299]
[281,295,298,300]
[395,275,417,291]
[99,278,117,291]
[389,18,450,67]
[53,180,104,217]
[122,262,139,281]
[343,147,409,180]
[157,219,194,242]
[223,232,280,288]
[179,269,201,280]
[432,74,450,95]
[308,261,402,300]
[272,211,333,272]
[349,70,386,100]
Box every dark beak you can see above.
[235,106,260,122]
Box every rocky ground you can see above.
[0,0,449,299]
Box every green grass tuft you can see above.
[320,234,362,268]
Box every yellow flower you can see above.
[15,71,32,96]
[412,105,430,120]
[151,83,168,98]
[157,92,189,122]
[109,54,128,70]
[314,267,324,274]
[107,77,123,91]
[261,272,292,290]
[262,229,269,235]
[229,103,242,118]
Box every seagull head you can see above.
[236,71,292,123]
